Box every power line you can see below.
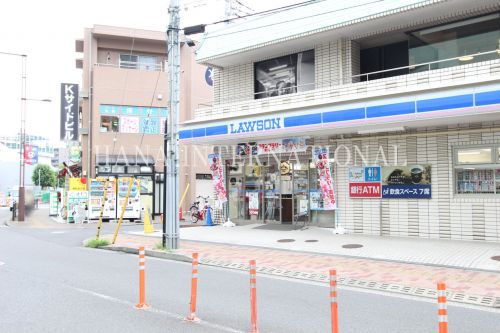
[204,0,385,39]
[184,0,322,28]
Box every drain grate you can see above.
[197,258,500,308]
[491,256,500,261]
[277,239,296,243]
[305,239,318,243]
[342,244,363,249]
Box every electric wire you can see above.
[204,0,385,39]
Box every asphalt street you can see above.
[1,208,499,332]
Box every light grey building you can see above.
[182,0,500,242]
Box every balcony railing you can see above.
[95,60,166,72]
[192,50,500,122]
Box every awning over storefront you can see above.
[96,154,155,165]
[180,83,500,144]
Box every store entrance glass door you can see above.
[293,162,309,225]
[263,163,280,223]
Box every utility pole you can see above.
[164,0,181,249]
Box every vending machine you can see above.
[89,178,117,220]
[117,177,141,221]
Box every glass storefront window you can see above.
[111,165,125,173]
[455,169,495,194]
[127,165,140,174]
[453,145,500,194]
[456,148,492,164]
[409,14,500,72]
[100,116,119,132]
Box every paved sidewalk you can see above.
[106,229,500,308]
[129,224,500,272]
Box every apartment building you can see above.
[181,0,500,241]
[76,25,212,216]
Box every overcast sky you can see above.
[0,0,302,144]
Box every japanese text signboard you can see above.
[60,83,79,141]
[381,165,432,199]
[348,166,382,198]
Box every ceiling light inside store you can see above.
[458,53,474,62]
[268,64,287,71]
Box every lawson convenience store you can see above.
[180,83,500,241]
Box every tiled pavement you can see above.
[106,233,500,308]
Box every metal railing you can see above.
[95,60,166,72]
[192,49,500,121]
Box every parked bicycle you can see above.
[189,196,212,223]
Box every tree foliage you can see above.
[32,164,56,188]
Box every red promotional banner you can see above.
[349,182,382,198]
[24,144,38,165]
[208,153,227,203]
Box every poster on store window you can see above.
[282,137,306,153]
[89,178,117,220]
[117,178,141,219]
[209,153,227,203]
[247,191,259,216]
[237,142,257,156]
[257,140,282,155]
[382,164,432,199]
[313,147,336,210]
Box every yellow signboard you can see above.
[69,178,87,191]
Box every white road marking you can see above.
[50,231,68,234]
[69,286,244,333]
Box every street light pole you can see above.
[164,0,181,249]
[0,51,51,222]
[18,54,27,222]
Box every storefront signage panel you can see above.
[381,165,432,199]
[229,117,281,134]
[349,182,381,198]
[180,85,500,142]
[60,83,79,141]
[348,166,382,198]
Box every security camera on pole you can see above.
[163,0,181,249]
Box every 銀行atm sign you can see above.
[348,166,382,198]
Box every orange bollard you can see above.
[249,260,259,333]
[185,253,200,322]
[135,246,149,309]
[330,269,339,333]
[437,282,448,333]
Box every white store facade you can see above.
[181,0,500,242]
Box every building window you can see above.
[456,148,492,164]
[111,165,125,174]
[119,54,158,71]
[127,165,140,174]
[100,116,119,132]
[454,146,500,194]
[254,50,315,99]
[409,13,500,72]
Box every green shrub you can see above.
[85,238,110,248]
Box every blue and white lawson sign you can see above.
[229,117,282,134]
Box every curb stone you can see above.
[101,245,500,309]
[102,245,192,262]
